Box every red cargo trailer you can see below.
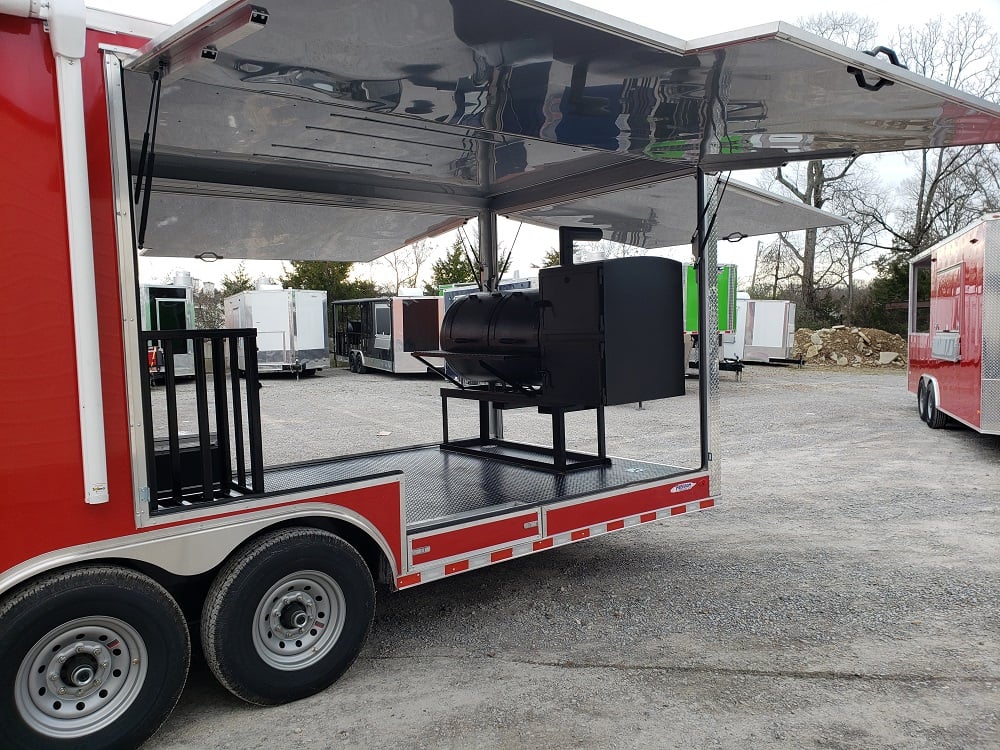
[1,1,998,747]
[908,214,1000,433]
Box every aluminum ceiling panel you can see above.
[510,178,847,248]
[137,191,467,260]
[127,0,1000,177]
[122,0,1000,261]
[136,177,840,262]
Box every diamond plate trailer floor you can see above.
[259,445,689,532]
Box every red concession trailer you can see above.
[2,1,998,747]
[908,214,1000,433]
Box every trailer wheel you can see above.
[917,379,929,422]
[348,353,357,372]
[925,386,948,429]
[201,528,375,706]
[355,355,366,374]
[0,566,189,750]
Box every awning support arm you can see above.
[134,68,164,249]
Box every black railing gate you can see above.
[140,328,264,512]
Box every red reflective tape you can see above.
[533,538,553,551]
[640,512,657,523]
[397,573,421,588]
[700,499,715,509]
[546,478,708,535]
[410,511,538,565]
[491,548,513,562]
[445,560,470,575]
[571,529,590,541]
[670,505,687,516]
[606,519,626,532]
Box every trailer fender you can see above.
[917,375,950,428]
[0,504,399,599]
[918,375,943,410]
[921,375,941,402]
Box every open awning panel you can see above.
[125,0,1000,261]
[511,177,847,249]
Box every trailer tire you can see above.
[0,566,190,750]
[348,353,357,372]
[201,528,375,706]
[355,355,366,374]
[925,386,948,429]
[917,379,929,422]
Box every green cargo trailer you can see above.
[682,263,738,334]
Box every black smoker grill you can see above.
[416,228,685,473]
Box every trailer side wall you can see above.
[0,18,145,572]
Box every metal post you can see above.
[552,410,567,469]
[212,337,231,495]
[478,209,498,293]
[690,47,729,495]
[441,392,450,443]
[229,336,246,487]
[696,170,722,490]
[596,404,607,459]
[479,399,491,443]
[139,334,158,507]
[193,336,213,502]
[332,303,339,367]
[479,209,504,439]
[163,339,182,502]
[244,335,265,494]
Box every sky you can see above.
[91,0,1000,289]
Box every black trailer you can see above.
[332,296,443,374]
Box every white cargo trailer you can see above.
[225,289,329,375]
[732,297,798,363]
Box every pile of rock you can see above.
[792,326,907,368]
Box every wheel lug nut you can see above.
[76,646,84,654]
[49,673,58,682]
[58,688,66,695]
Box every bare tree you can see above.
[859,13,1000,254]
[824,187,886,323]
[592,239,647,259]
[797,11,879,48]
[748,236,800,299]
[532,237,645,269]
[769,155,860,309]
[375,239,435,295]
[761,12,879,313]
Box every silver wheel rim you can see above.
[14,617,148,739]
[252,570,346,670]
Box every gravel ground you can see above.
[146,364,999,750]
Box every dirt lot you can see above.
[146,365,999,750]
